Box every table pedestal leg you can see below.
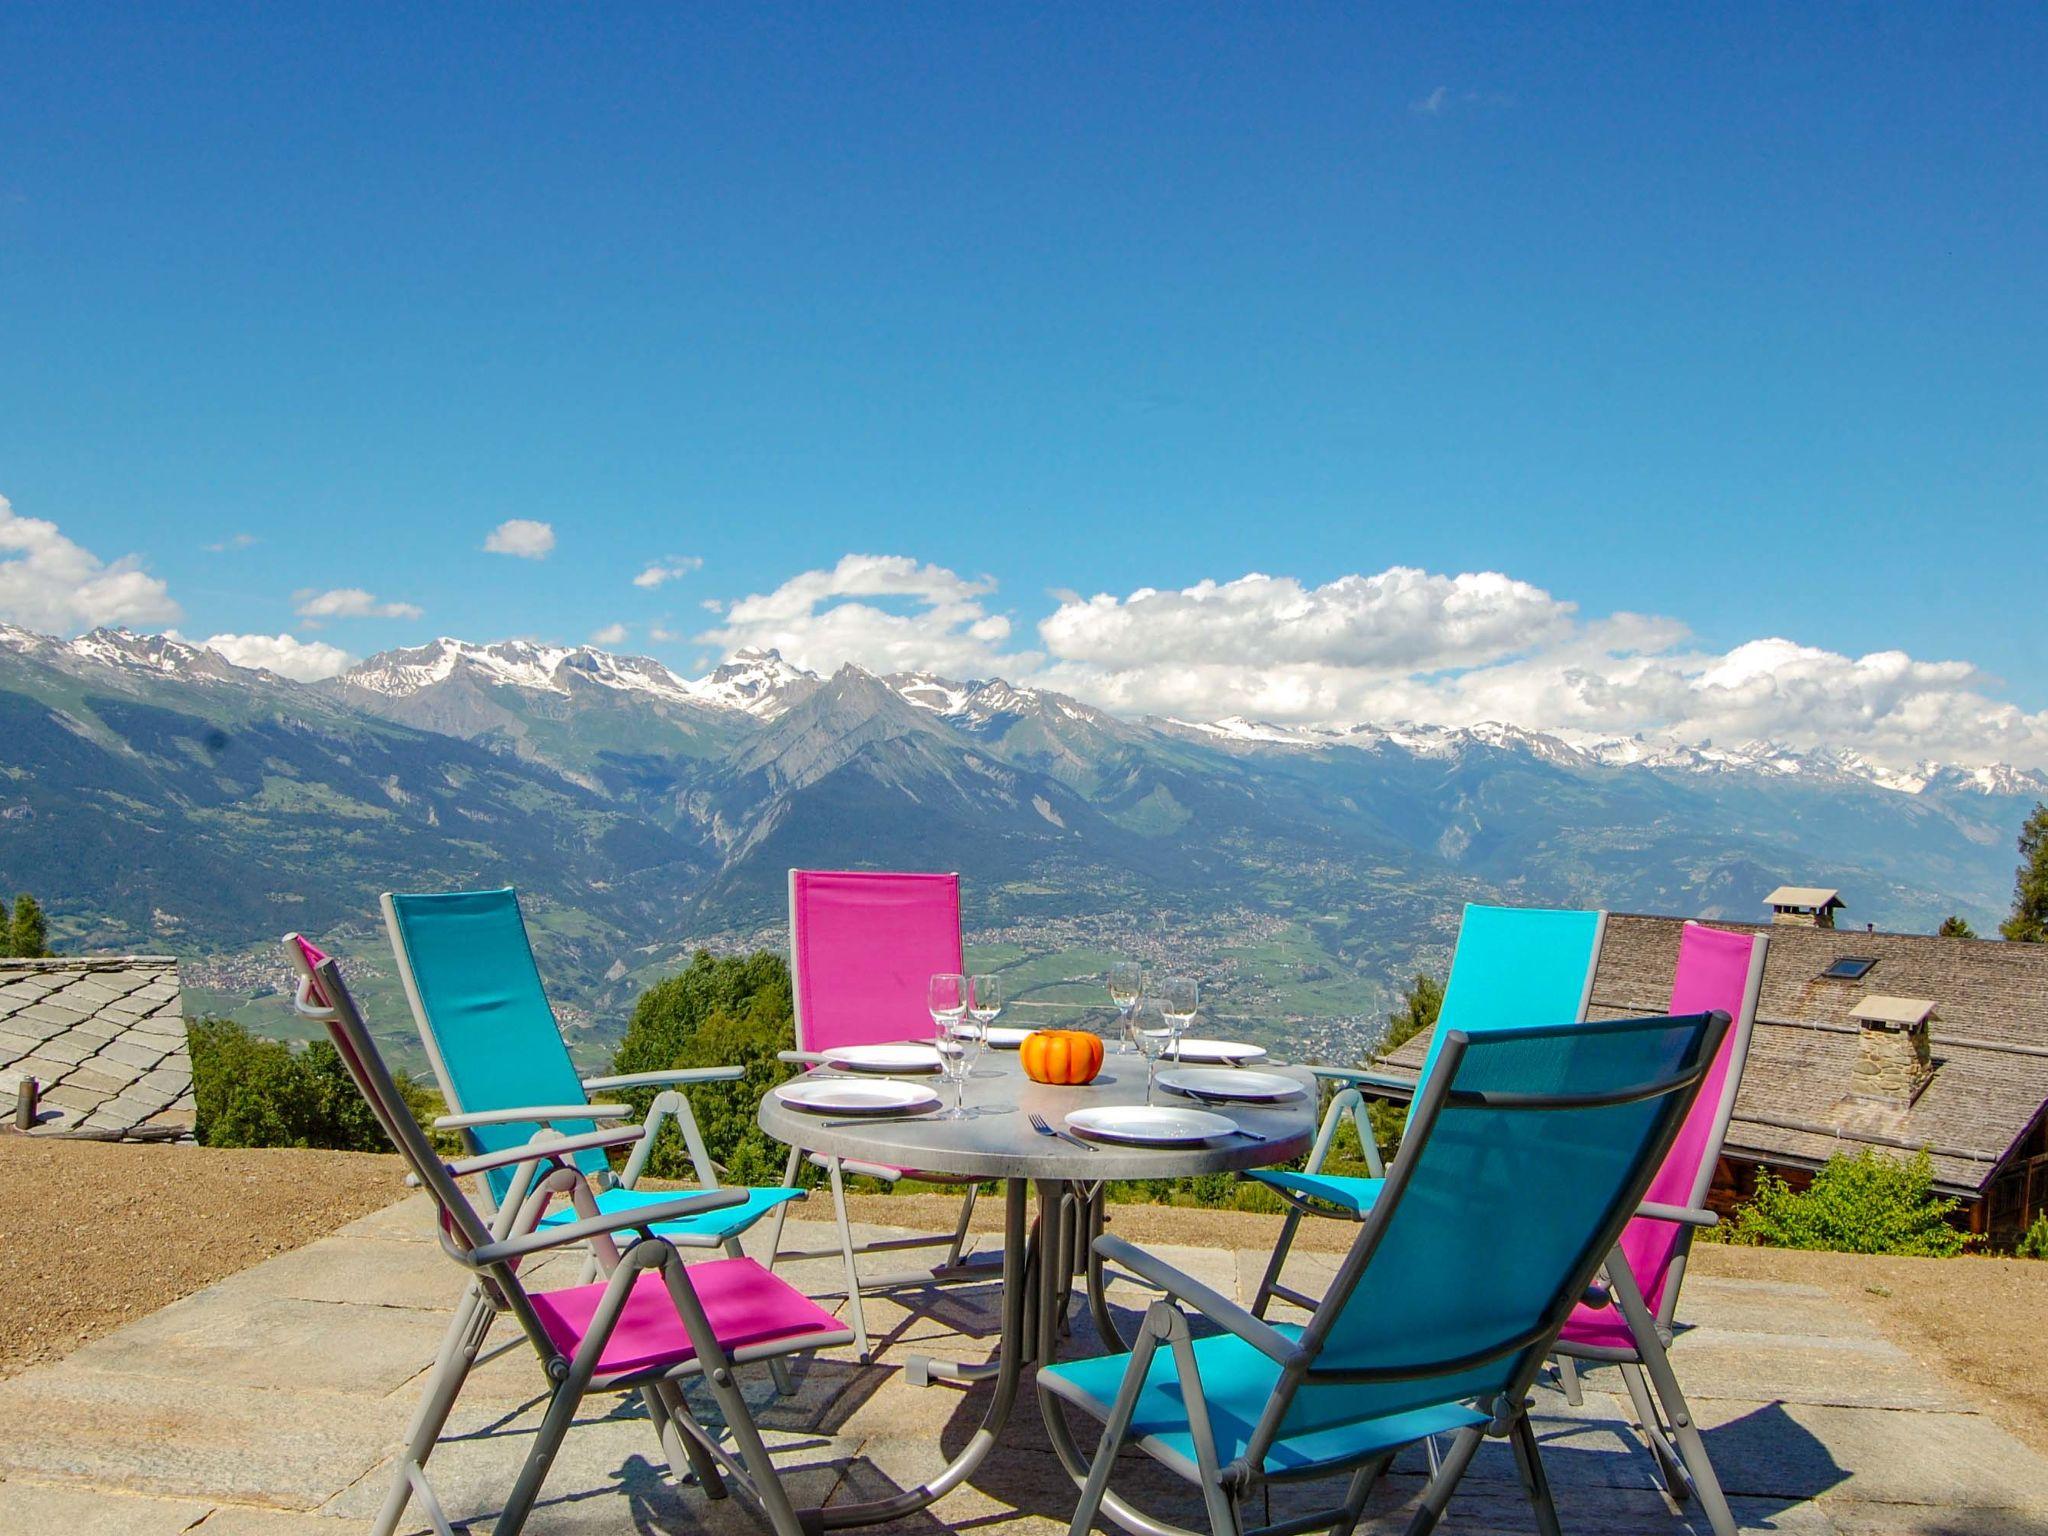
[808,1177,1031,1529]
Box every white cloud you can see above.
[484,519,556,559]
[1413,85,1448,115]
[1021,568,2048,768]
[1039,568,1571,672]
[293,587,424,622]
[699,598,725,614]
[648,622,681,643]
[697,554,1019,677]
[197,632,354,681]
[588,622,629,646]
[205,532,259,553]
[632,556,702,589]
[0,494,183,634]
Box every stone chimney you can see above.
[1764,885,1844,929]
[1849,996,1935,1105]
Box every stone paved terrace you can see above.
[3,1201,2047,1536]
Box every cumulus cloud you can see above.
[633,556,702,589]
[1023,568,2048,768]
[697,554,1018,678]
[293,587,424,622]
[588,622,629,646]
[485,519,556,559]
[197,632,354,681]
[0,494,182,633]
[1039,568,1571,672]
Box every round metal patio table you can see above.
[758,1052,1317,1530]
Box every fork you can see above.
[1029,1111,1095,1151]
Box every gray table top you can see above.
[757,1052,1318,1181]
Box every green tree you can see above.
[2002,803,2048,942]
[188,1017,442,1150]
[1936,915,1977,939]
[2,893,53,958]
[1720,1149,1970,1257]
[610,950,801,1183]
[1362,971,1444,1160]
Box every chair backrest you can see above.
[281,934,496,1256]
[1274,1008,1726,1443]
[1410,904,1606,1096]
[383,887,605,1201]
[1623,922,1768,1322]
[787,869,963,1053]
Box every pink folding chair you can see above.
[282,935,853,1536]
[1553,921,1769,1536]
[761,870,990,1362]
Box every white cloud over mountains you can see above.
[0,495,181,632]
[196,632,355,681]
[699,554,1017,678]
[633,556,702,589]
[485,519,556,559]
[693,554,2048,769]
[294,587,424,622]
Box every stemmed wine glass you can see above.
[928,972,975,1120]
[1160,975,1198,1065]
[967,973,1002,1076]
[1108,961,1144,1054]
[1133,997,1168,1106]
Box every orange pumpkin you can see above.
[1020,1029,1105,1086]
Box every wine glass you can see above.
[929,972,973,1119]
[1132,997,1168,1106]
[1160,975,1198,1065]
[1108,960,1144,1054]
[967,973,1002,1076]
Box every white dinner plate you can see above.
[821,1043,944,1074]
[1064,1105,1238,1146]
[1157,1067,1303,1104]
[982,1025,1032,1048]
[1140,1034,1268,1065]
[773,1078,942,1116]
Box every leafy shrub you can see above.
[2016,1213,2048,1260]
[1719,1149,1971,1257]
[188,1017,443,1151]
[609,950,801,1185]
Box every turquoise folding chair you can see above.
[1249,904,1604,1317]
[1040,1007,1730,1536]
[384,889,805,1297]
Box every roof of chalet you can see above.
[1380,914,2048,1198]
[1764,886,1845,911]
[0,957,194,1136]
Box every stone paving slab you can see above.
[3,1197,2047,1536]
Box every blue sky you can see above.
[1,5,2044,763]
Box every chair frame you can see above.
[383,890,803,1320]
[283,936,854,1536]
[761,868,992,1363]
[1251,910,1607,1318]
[1043,1009,1731,1536]
[1549,925,1770,1536]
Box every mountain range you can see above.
[2,624,2039,1055]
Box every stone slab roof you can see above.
[0,957,193,1136]
[1379,913,2048,1198]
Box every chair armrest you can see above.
[1308,1066,1416,1101]
[405,1127,646,1187]
[1094,1233,1302,1365]
[582,1067,747,1091]
[467,1187,751,1265]
[433,1103,631,1130]
[1635,1201,1718,1228]
[776,1051,831,1067]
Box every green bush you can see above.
[2016,1212,2048,1260]
[609,950,802,1185]
[188,1017,443,1151]
[1719,1149,1971,1257]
